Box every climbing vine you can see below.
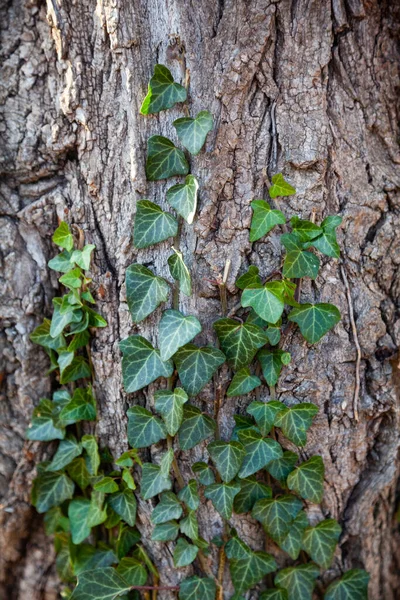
[28,63,370,600]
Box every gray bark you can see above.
[1,0,399,598]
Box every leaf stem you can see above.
[167,434,185,490]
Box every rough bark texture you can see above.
[1,0,399,598]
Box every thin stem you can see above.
[167,434,185,489]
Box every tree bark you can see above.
[1,0,399,598]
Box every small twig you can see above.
[167,434,185,490]
[340,264,361,421]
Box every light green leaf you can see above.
[274,564,319,600]
[174,538,199,567]
[94,477,119,493]
[30,318,65,350]
[266,450,298,483]
[180,511,199,540]
[47,436,82,472]
[302,518,341,568]
[252,494,303,544]
[280,511,309,559]
[133,200,178,249]
[214,318,268,371]
[70,244,95,270]
[241,282,285,324]
[260,589,288,600]
[324,569,369,600]
[159,310,202,361]
[166,175,199,224]
[53,221,74,252]
[247,400,285,436]
[81,435,100,476]
[207,441,245,483]
[230,551,277,594]
[274,403,318,446]
[48,250,75,273]
[159,448,174,478]
[83,306,107,328]
[250,200,286,242]
[59,356,91,384]
[204,482,240,519]
[178,479,199,511]
[238,428,283,477]
[59,388,96,423]
[288,303,341,343]
[125,264,169,323]
[168,248,192,296]
[174,344,226,396]
[152,520,180,541]
[116,557,147,586]
[268,173,296,199]
[146,135,189,181]
[57,349,74,375]
[120,335,173,393]
[151,492,183,524]
[192,462,215,485]
[140,64,187,114]
[179,576,216,600]
[236,266,262,290]
[226,368,261,397]
[67,457,91,490]
[68,498,91,544]
[290,216,322,241]
[122,468,135,490]
[281,232,320,279]
[140,463,172,500]
[32,471,74,513]
[233,476,272,513]
[154,387,188,436]
[178,404,216,450]
[71,567,131,600]
[50,298,82,338]
[287,455,325,503]
[127,406,167,448]
[108,488,137,527]
[173,110,213,155]
[59,267,83,290]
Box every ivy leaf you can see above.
[140,463,172,500]
[238,428,283,477]
[257,348,291,386]
[154,387,188,436]
[280,511,309,559]
[266,450,298,483]
[236,265,262,290]
[159,310,202,361]
[290,216,322,241]
[204,482,240,519]
[152,520,180,541]
[127,406,167,448]
[192,462,215,485]
[173,538,199,567]
[274,564,319,600]
[179,576,216,600]
[27,399,65,442]
[173,110,213,155]
[207,441,245,483]
[140,64,187,114]
[281,232,320,279]
[252,494,303,544]
[247,400,285,436]
[214,318,268,371]
[166,175,199,224]
[241,282,285,324]
[178,479,200,510]
[59,388,97,423]
[94,477,119,493]
[50,298,82,338]
[274,403,318,447]
[32,471,74,513]
[53,221,74,252]
[288,303,341,344]
[81,435,100,476]
[30,318,65,350]
[324,569,369,600]
[120,335,173,393]
[70,244,95,270]
[83,306,107,328]
[225,535,252,560]
[260,590,288,600]
[133,200,178,249]
[266,325,281,346]
[180,511,199,540]
[287,455,325,503]
[44,507,70,535]
[71,568,131,600]
[268,173,296,199]
[72,545,118,576]
[108,488,137,527]
[116,557,147,587]
[226,368,261,397]
[125,264,169,324]
[68,498,91,544]
[116,526,141,559]
[302,518,341,568]
[174,344,225,396]
[230,551,277,594]
[48,250,75,273]
[60,356,91,384]
[310,215,342,258]
[234,476,272,513]
[250,200,286,242]
[151,492,183,524]
[59,267,83,290]
[67,457,91,490]
[178,404,216,450]
[146,135,189,181]
[168,248,192,296]
[47,435,82,472]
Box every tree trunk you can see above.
[1,0,399,598]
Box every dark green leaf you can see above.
[140,463,172,500]
[324,569,369,600]
[302,518,341,568]
[166,175,199,224]
[290,216,322,241]
[83,306,107,328]
[30,318,65,350]
[81,435,100,476]
[250,200,286,242]
[140,64,187,114]
[178,479,199,510]
[252,494,303,544]
[72,545,117,576]
[281,232,320,279]
[133,200,178,249]
[53,221,74,252]
[120,335,173,393]
[68,498,91,544]
[59,388,96,423]
[174,538,199,567]
[173,111,213,155]
[160,449,174,478]
[174,344,225,396]
[60,357,91,384]
[225,535,252,560]
[152,520,180,541]
[274,564,319,600]
[47,436,82,471]
[71,568,131,600]
[288,303,341,343]
[238,428,283,477]
[151,491,183,524]
[266,450,298,483]
[274,403,318,446]
[204,482,240,519]
[44,506,69,535]
[241,281,285,324]
[116,526,141,559]
[146,135,189,181]
[268,173,296,199]
[280,511,309,559]
[50,298,82,338]
[233,476,272,514]
[27,399,65,441]
[154,387,188,436]
[246,400,285,436]
[94,477,119,493]
[266,325,281,346]
[180,511,199,540]
[108,488,137,527]
[116,557,147,586]
[125,263,169,323]
[67,457,91,490]
[226,368,261,397]
[287,455,325,503]
[236,266,262,290]
[179,576,216,600]
[260,589,288,600]
[230,551,276,593]
[207,441,245,483]
[127,406,167,448]
[168,249,192,296]
[32,471,74,513]
[214,318,268,371]
[192,462,215,485]
[159,310,202,361]
[178,404,216,450]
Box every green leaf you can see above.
[154,387,188,436]
[207,441,245,483]
[127,406,167,448]
[94,477,119,493]
[204,482,240,519]
[159,449,174,478]
[173,110,213,155]
[266,450,298,483]
[116,526,141,559]
[71,568,131,600]
[268,173,296,199]
[122,468,135,490]
[225,535,252,560]
[174,344,225,396]
[214,318,268,371]
[48,250,75,273]
[236,266,262,290]
[59,267,83,290]
[108,488,137,527]
[168,248,192,296]
[72,545,118,575]
[53,221,74,252]
[178,404,216,450]
[226,368,261,397]
[280,511,309,559]
[116,557,147,587]
[47,436,82,472]
[120,335,173,393]
[27,400,65,441]
[166,175,199,224]
[59,388,96,423]
[250,200,286,242]
[125,264,169,323]
[174,538,199,567]
[287,455,325,503]
[60,356,91,384]
[252,494,303,544]
[290,216,322,241]
[288,303,341,343]
[230,551,277,593]
[50,298,82,338]
[233,476,272,513]
[260,589,288,600]
[67,457,91,490]
[178,479,199,510]
[83,306,107,328]
[146,135,189,181]
[133,200,178,249]
[140,64,187,114]
[179,576,216,600]
[247,400,285,436]
[57,349,74,375]
[32,471,74,513]
[302,518,341,568]
[81,435,100,476]
[324,569,369,600]
[238,428,282,477]
[152,520,180,541]
[30,318,65,350]
[266,325,281,346]
[180,511,199,540]
[140,463,172,500]
[274,403,318,446]
[44,506,70,535]
[68,498,91,544]
[192,462,215,485]
[151,491,183,524]
[281,232,320,279]
[274,564,319,600]
[241,282,285,324]
[159,310,202,361]
[70,244,95,270]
